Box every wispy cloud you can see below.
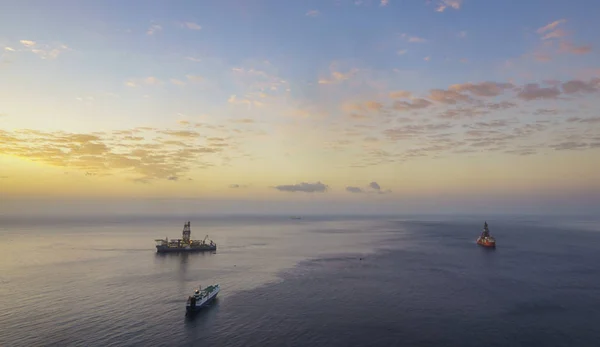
[181,22,202,30]
[19,40,36,48]
[318,68,359,84]
[170,79,186,86]
[227,95,263,108]
[274,182,328,193]
[306,10,320,17]
[147,24,162,35]
[559,41,592,55]
[517,83,561,101]
[527,19,591,62]
[537,19,567,34]
[541,28,567,40]
[435,0,462,12]
[185,56,201,62]
[380,0,389,6]
[400,33,427,43]
[15,40,70,59]
[124,76,162,87]
[186,75,203,82]
[346,182,391,194]
[397,49,408,55]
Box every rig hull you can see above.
[476,238,496,248]
[156,245,216,253]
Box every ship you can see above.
[154,221,217,253]
[476,221,496,248]
[186,284,220,314]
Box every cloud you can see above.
[171,79,186,86]
[186,75,203,82]
[486,101,517,110]
[541,28,567,40]
[567,117,600,124]
[448,82,514,97]
[231,118,255,123]
[0,127,232,182]
[16,40,70,59]
[230,66,290,94]
[424,56,431,61]
[438,107,488,119]
[468,119,512,128]
[125,76,162,87]
[274,181,328,193]
[428,89,470,104]
[229,184,248,188]
[397,49,408,56]
[537,19,566,34]
[181,22,202,30]
[185,56,201,62]
[380,0,389,6]
[20,40,36,48]
[383,123,453,140]
[159,130,201,138]
[435,0,462,12]
[167,176,178,181]
[147,24,162,35]
[389,90,412,99]
[400,33,427,43]
[346,186,364,193]
[558,41,592,55]
[318,68,358,84]
[144,77,160,85]
[457,31,467,38]
[517,83,560,101]
[551,141,588,151]
[393,98,432,111]
[346,181,391,194]
[228,95,263,107]
[533,108,558,116]
[306,10,320,17]
[531,19,591,58]
[561,79,599,94]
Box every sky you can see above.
[1,0,600,215]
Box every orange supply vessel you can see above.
[476,221,496,248]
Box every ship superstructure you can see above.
[154,221,217,253]
[476,221,496,248]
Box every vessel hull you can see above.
[476,240,496,248]
[186,291,219,313]
[156,245,216,253]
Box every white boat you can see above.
[186,284,220,313]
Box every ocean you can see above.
[1,215,599,347]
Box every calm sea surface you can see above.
[1,215,599,346]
